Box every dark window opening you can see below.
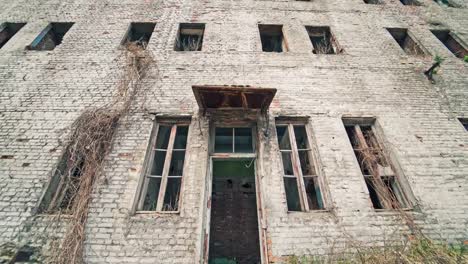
[0,22,26,49]
[458,118,468,131]
[209,160,260,264]
[431,30,467,60]
[433,0,459,7]
[400,0,421,5]
[138,123,189,212]
[27,22,74,51]
[344,119,409,210]
[306,26,337,54]
[363,0,382,4]
[122,22,156,48]
[276,123,324,211]
[387,28,425,55]
[214,127,253,153]
[174,23,205,51]
[38,150,84,214]
[259,24,287,52]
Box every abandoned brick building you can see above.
[0,0,467,263]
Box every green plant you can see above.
[464,55,468,63]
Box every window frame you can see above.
[210,124,257,157]
[276,120,325,212]
[135,119,190,214]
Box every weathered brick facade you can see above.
[0,0,467,263]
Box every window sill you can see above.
[134,210,180,215]
[374,208,414,214]
[287,209,331,214]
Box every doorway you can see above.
[208,160,261,264]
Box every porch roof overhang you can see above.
[192,85,277,112]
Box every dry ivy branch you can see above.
[50,42,154,264]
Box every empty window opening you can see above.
[174,23,205,51]
[431,30,467,60]
[400,0,421,6]
[214,127,254,153]
[276,122,324,211]
[387,28,425,55]
[137,122,189,212]
[209,160,260,264]
[27,22,74,51]
[38,150,84,214]
[363,0,382,4]
[122,22,156,48]
[458,118,468,131]
[306,26,337,54]
[434,0,458,7]
[343,119,409,210]
[259,24,287,52]
[0,22,26,49]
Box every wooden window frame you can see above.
[210,124,257,158]
[136,119,190,213]
[276,121,325,212]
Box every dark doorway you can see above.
[209,160,260,264]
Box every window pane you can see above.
[142,177,162,211]
[276,126,291,150]
[365,177,383,209]
[298,150,315,176]
[169,150,186,176]
[155,125,171,149]
[294,126,308,149]
[284,177,301,211]
[304,177,323,210]
[163,178,182,211]
[174,126,188,149]
[215,127,233,152]
[150,150,166,176]
[281,152,294,175]
[234,127,253,153]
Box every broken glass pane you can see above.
[284,177,301,211]
[215,127,233,153]
[156,125,171,149]
[294,126,308,149]
[163,178,182,211]
[174,126,188,149]
[150,150,166,176]
[281,152,294,175]
[234,128,253,153]
[143,177,162,211]
[365,177,383,209]
[298,150,315,176]
[276,126,291,150]
[169,150,185,176]
[304,177,323,209]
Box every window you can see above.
[121,22,156,48]
[433,0,458,7]
[137,121,189,212]
[400,0,421,5]
[343,119,410,210]
[386,28,425,55]
[363,0,382,4]
[0,22,26,49]
[38,149,84,214]
[27,22,74,51]
[174,23,205,51]
[306,26,338,54]
[258,24,287,52]
[458,118,468,131]
[431,30,467,60]
[214,127,254,153]
[276,122,323,211]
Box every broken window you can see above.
[400,0,421,5]
[137,121,189,212]
[306,26,337,54]
[38,149,84,214]
[174,23,205,51]
[431,30,467,60]
[343,119,409,210]
[27,22,74,51]
[121,22,156,48]
[386,28,426,56]
[0,22,26,49]
[259,24,287,52]
[363,0,382,4]
[276,122,323,211]
[458,118,468,131]
[214,127,254,153]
